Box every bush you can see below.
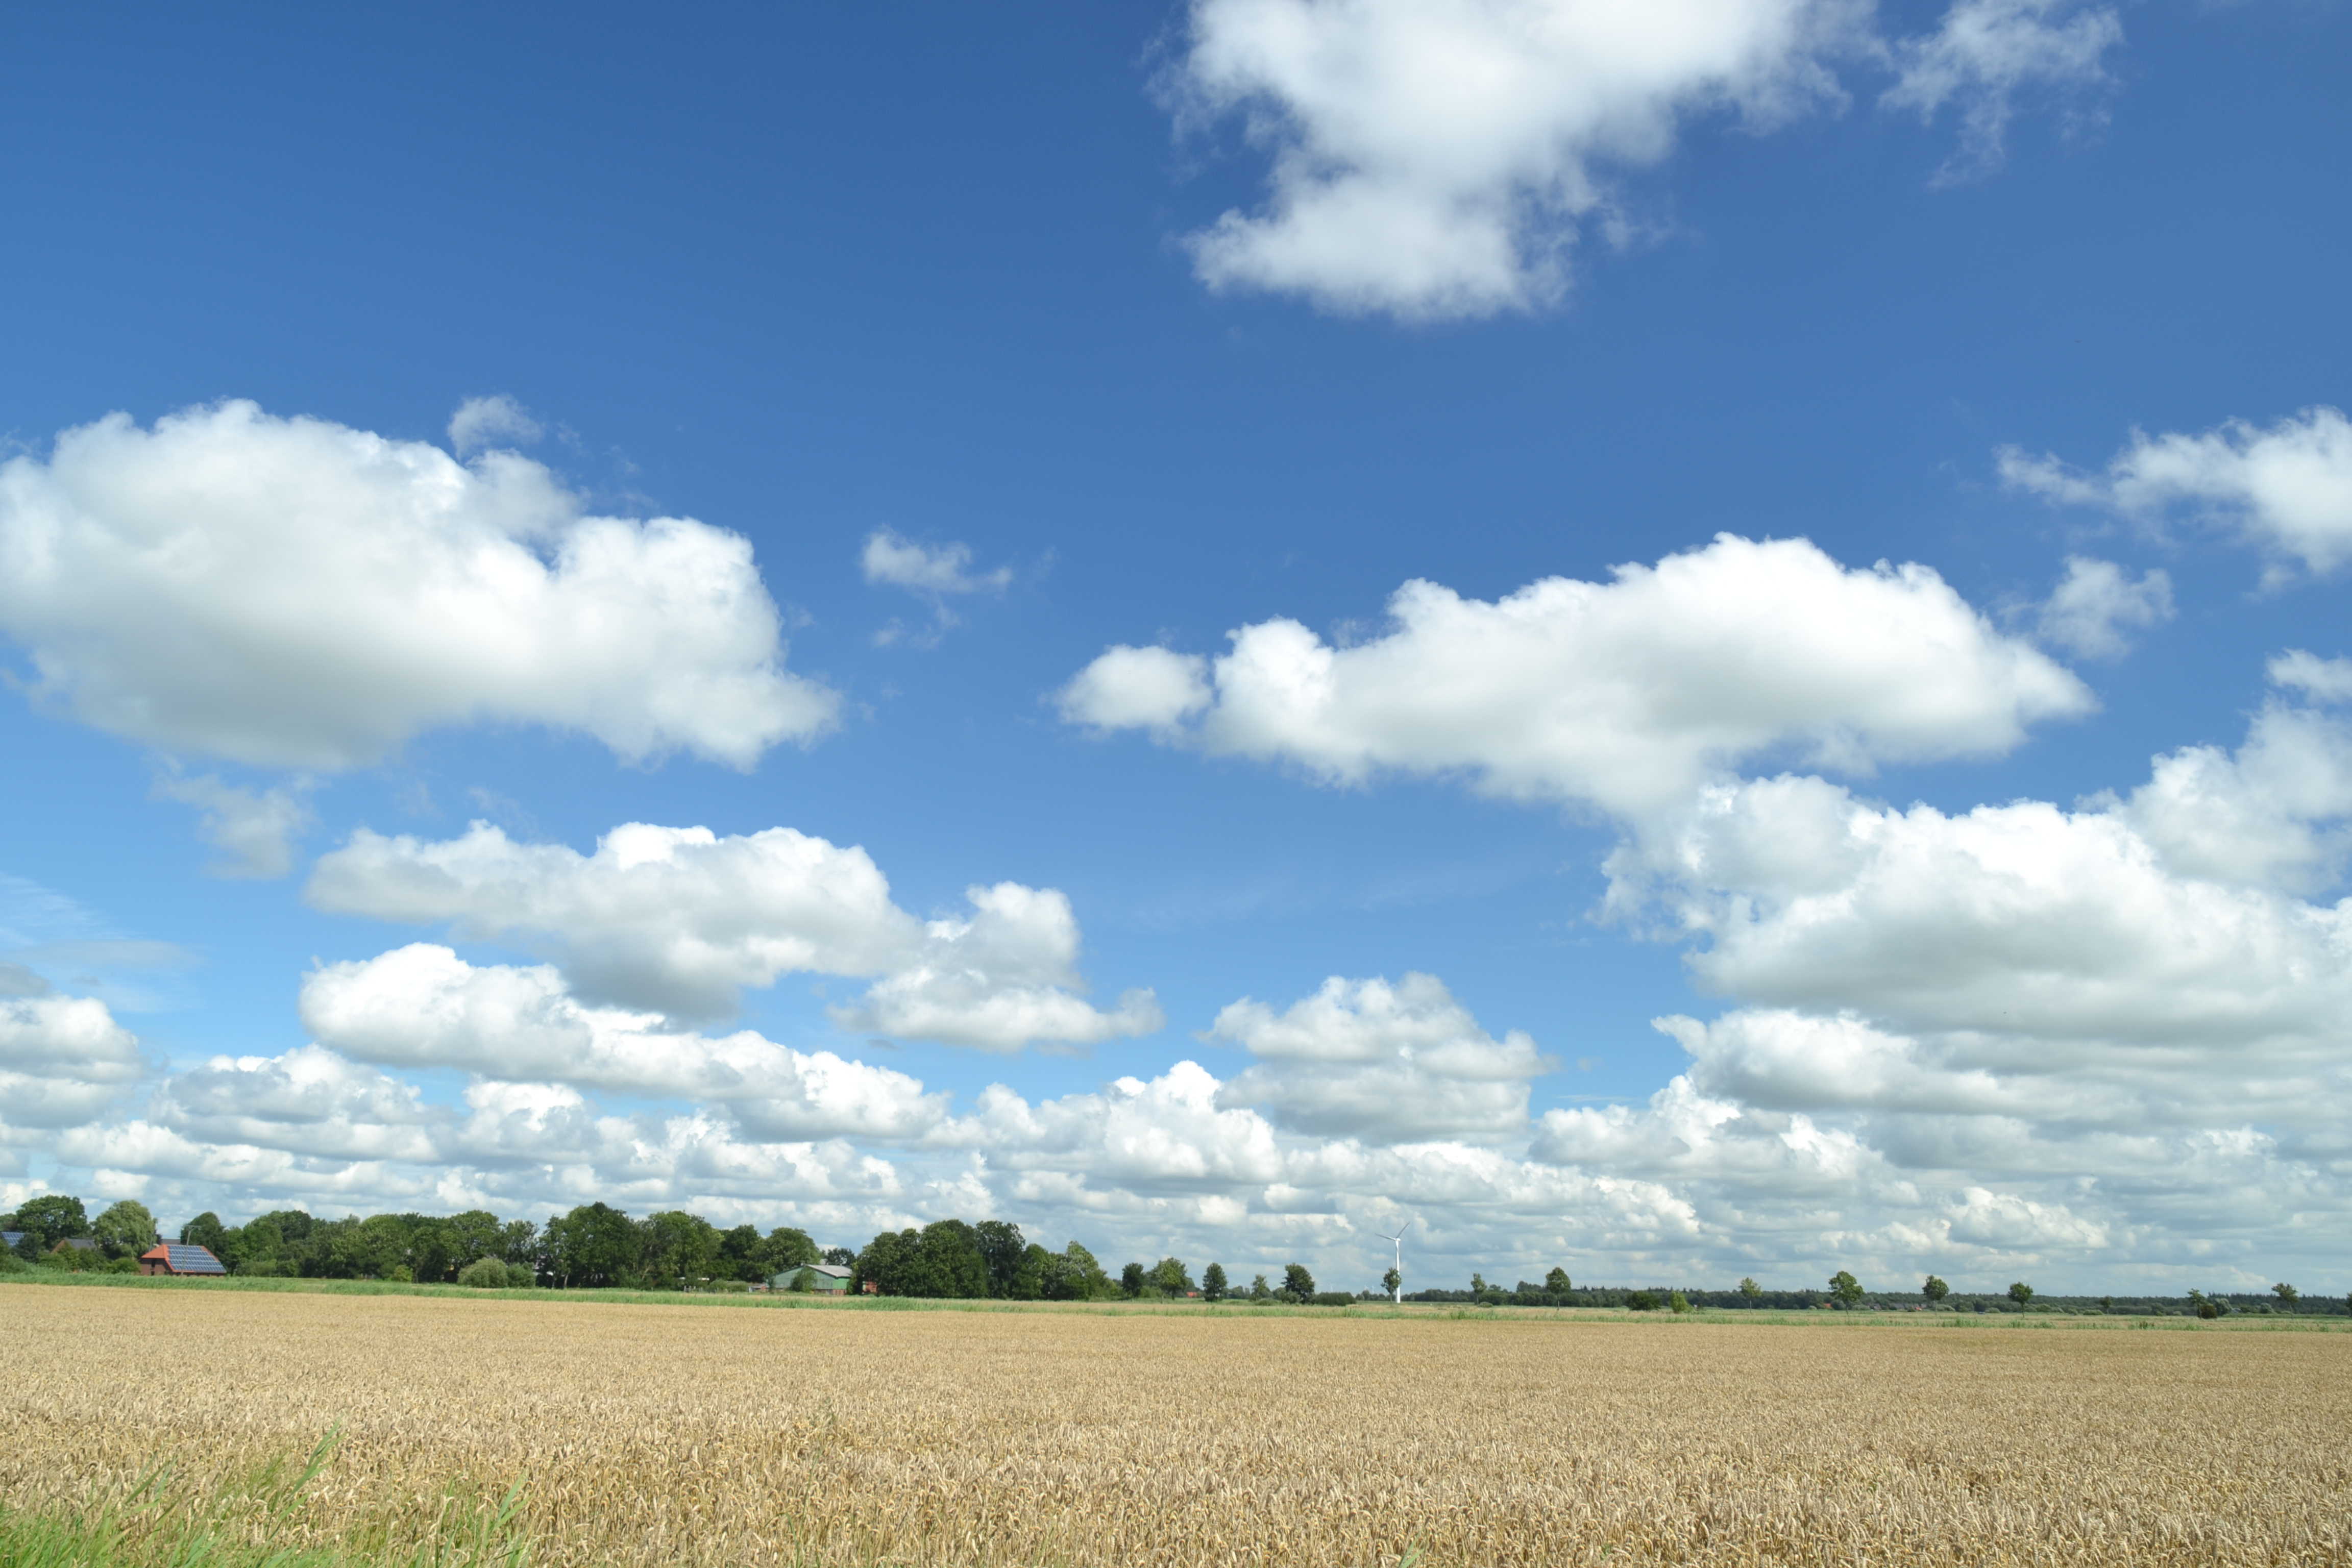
[1669,1291,1690,1314]
[0,1248,27,1273]
[103,1256,141,1274]
[1626,1290,1660,1311]
[1309,1292,1356,1307]
[458,1258,528,1289]
[236,1257,298,1277]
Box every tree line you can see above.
[8,1196,2341,1313]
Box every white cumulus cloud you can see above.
[446,395,544,456]
[298,945,951,1141]
[0,401,834,769]
[308,821,1160,1051]
[2034,556,2171,660]
[1208,972,1550,1141]
[1165,0,2123,318]
[2002,407,2352,577]
[1060,534,2089,818]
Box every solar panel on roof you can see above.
[165,1244,228,1274]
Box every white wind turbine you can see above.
[1378,1218,1412,1305]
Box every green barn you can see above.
[770,1263,852,1293]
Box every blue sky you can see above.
[3,0,2348,1293]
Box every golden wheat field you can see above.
[9,1285,2351,1568]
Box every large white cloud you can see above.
[307,820,1162,1050]
[0,401,834,769]
[1207,973,1550,1141]
[0,991,146,1134]
[1619,706,2352,1056]
[298,945,950,1142]
[2002,406,2352,577]
[1166,0,2119,318]
[1061,534,2089,818]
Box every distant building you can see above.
[139,1243,228,1277]
[769,1263,852,1293]
[1,1231,22,1251]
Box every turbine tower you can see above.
[1378,1218,1411,1305]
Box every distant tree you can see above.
[180,1212,230,1255]
[1202,1262,1229,1302]
[1059,1242,1111,1300]
[2190,1289,2220,1319]
[821,1246,855,1267]
[498,1219,540,1270]
[2273,1282,2299,1309]
[1922,1275,1950,1302]
[915,1221,989,1298]
[975,1220,1027,1298]
[1248,1273,1271,1301]
[1669,1291,1690,1314]
[1009,1243,1052,1300]
[1147,1257,1194,1296]
[1737,1277,1762,1300]
[761,1227,818,1276]
[641,1211,721,1288]
[442,1211,502,1275]
[2007,1281,2034,1307]
[91,1200,158,1259]
[1381,1266,1401,1298]
[13,1195,88,1254]
[1543,1267,1571,1297]
[1120,1261,1146,1297]
[853,1230,915,1296]
[1281,1263,1316,1302]
[407,1218,461,1284]
[1626,1290,1659,1311]
[1828,1270,1864,1308]
[1469,1272,1487,1297]
[716,1224,764,1282]
[550,1203,640,1288]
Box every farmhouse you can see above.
[139,1243,229,1276]
[770,1263,852,1293]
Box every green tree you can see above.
[1248,1273,1271,1301]
[443,1211,503,1273]
[1737,1277,1762,1300]
[914,1220,989,1298]
[498,1219,540,1269]
[715,1224,763,1281]
[2273,1282,2299,1309]
[1381,1266,1401,1298]
[760,1227,820,1276]
[1146,1256,1193,1296]
[2007,1281,2035,1307]
[1120,1261,1146,1297]
[1281,1263,1316,1302]
[180,1212,230,1255]
[1543,1266,1571,1297]
[641,1210,721,1288]
[1828,1270,1865,1308]
[1922,1274,1950,1302]
[1009,1243,1052,1300]
[1669,1291,1691,1314]
[1202,1262,1229,1302]
[13,1195,88,1253]
[853,1230,915,1295]
[91,1200,158,1259]
[549,1203,640,1288]
[974,1220,1028,1298]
